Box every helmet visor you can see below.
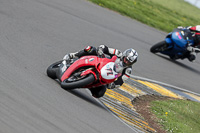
[123,57,132,66]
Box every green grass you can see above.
[89,0,200,32]
[150,99,200,133]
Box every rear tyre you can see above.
[61,74,95,90]
[150,41,168,53]
[47,60,62,79]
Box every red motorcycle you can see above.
[47,55,122,91]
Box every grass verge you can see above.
[150,99,200,133]
[88,0,200,32]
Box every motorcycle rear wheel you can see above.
[47,60,62,79]
[150,41,168,53]
[61,74,95,90]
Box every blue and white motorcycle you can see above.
[150,28,200,61]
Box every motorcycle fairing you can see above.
[100,62,121,80]
[165,32,173,45]
[171,32,188,48]
[61,56,98,81]
[60,55,119,82]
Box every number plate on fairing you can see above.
[101,62,119,80]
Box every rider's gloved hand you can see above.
[107,82,115,89]
[115,49,122,58]
[122,68,132,81]
[97,47,104,56]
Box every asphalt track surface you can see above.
[0,0,200,133]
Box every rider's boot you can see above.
[63,52,78,62]
[187,52,196,62]
[186,46,197,62]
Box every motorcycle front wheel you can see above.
[46,60,62,79]
[150,41,169,53]
[61,73,95,90]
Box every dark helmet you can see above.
[122,48,138,66]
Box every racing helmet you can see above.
[122,48,138,66]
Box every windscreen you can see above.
[181,29,193,41]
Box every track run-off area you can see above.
[0,0,200,133]
[100,76,200,132]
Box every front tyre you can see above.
[61,74,95,90]
[47,60,62,79]
[150,41,168,53]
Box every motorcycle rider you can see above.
[63,45,138,98]
[177,25,200,61]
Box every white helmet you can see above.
[122,48,138,66]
